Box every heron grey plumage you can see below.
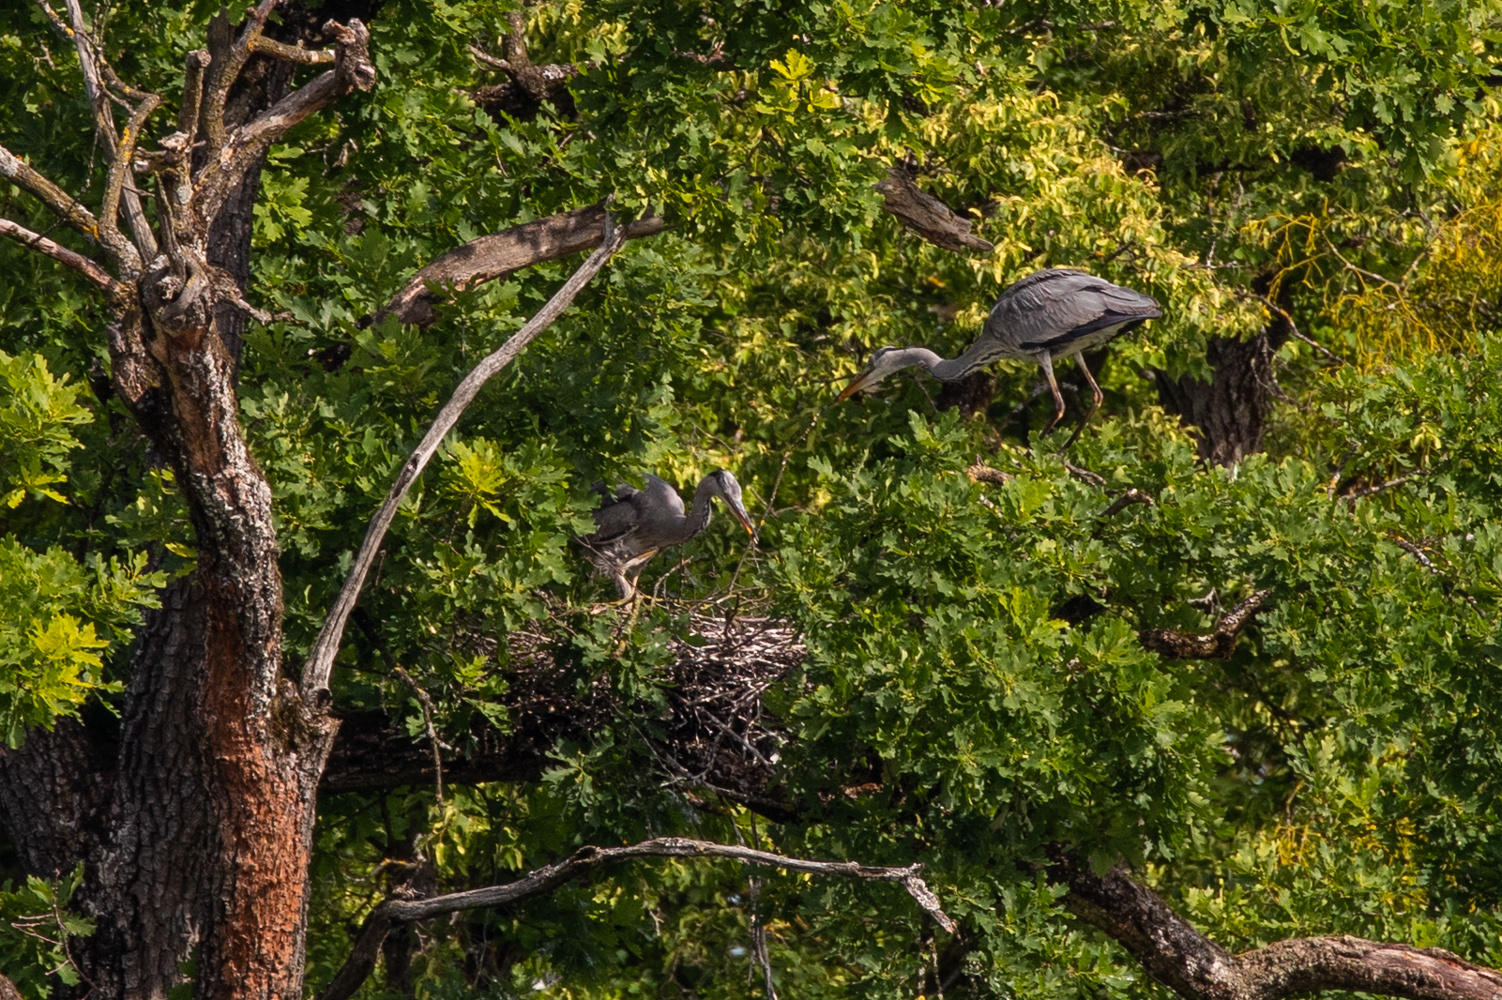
[580,470,756,599]
[837,268,1161,439]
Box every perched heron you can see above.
[837,268,1161,438]
[580,470,756,599]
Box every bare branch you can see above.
[875,166,994,254]
[101,92,162,266]
[178,49,211,144]
[467,42,512,72]
[60,0,156,266]
[302,213,629,700]
[1341,474,1418,506]
[1247,291,1348,366]
[375,204,668,327]
[390,666,445,808]
[193,18,376,225]
[1137,588,1271,660]
[316,837,952,1000]
[201,0,279,159]
[1057,856,1502,1000]
[251,36,336,64]
[0,145,101,241]
[1098,487,1155,519]
[967,462,1014,486]
[0,218,116,291]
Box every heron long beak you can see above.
[836,368,880,403]
[727,499,757,540]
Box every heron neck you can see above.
[679,478,717,542]
[931,340,996,381]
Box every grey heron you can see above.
[837,268,1161,439]
[580,470,756,599]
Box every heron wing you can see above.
[985,269,1160,353]
[585,483,644,547]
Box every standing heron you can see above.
[580,470,756,599]
[837,268,1161,440]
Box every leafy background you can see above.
[2,0,1502,995]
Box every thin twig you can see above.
[391,666,445,809]
[1340,475,1417,506]
[1246,291,1348,365]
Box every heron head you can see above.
[836,346,908,402]
[711,470,757,539]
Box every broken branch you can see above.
[875,166,993,254]
[193,18,376,225]
[374,204,668,327]
[1137,588,1271,660]
[316,837,952,1000]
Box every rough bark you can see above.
[1152,285,1293,466]
[874,166,994,254]
[1056,856,1502,1000]
[1137,589,1272,660]
[372,205,666,328]
[0,10,374,1000]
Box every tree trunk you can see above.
[1151,294,1292,466]
[0,21,355,998]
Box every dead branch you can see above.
[967,462,1015,486]
[250,36,335,65]
[1056,855,1502,1000]
[302,213,630,700]
[315,836,953,1000]
[1098,488,1155,519]
[1341,475,1418,506]
[59,0,156,265]
[0,145,101,243]
[374,204,668,327]
[874,166,994,254]
[200,0,279,159]
[1137,589,1271,660]
[193,18,376,227]
[0,218,116,291]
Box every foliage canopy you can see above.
[2,0,1502,996]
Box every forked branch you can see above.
[316,836,953,1000]
[193,17,376,225]
[1057,855,1502,1000]
[301,213,630,699]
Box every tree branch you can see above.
[374,204,668,327]
[316,836,952,1000]
[301,213,630,700]
[874,166,994,254]
[0,218,116,291]
[59,0,156,266]
[1056,856,1502,1000]
[0,145,101,242]
[200,0,279,160]
[193,18,376,226]
[1137,588,1271,660]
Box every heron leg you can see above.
[1056,355,1104,451]
[1036,351,1067,436]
